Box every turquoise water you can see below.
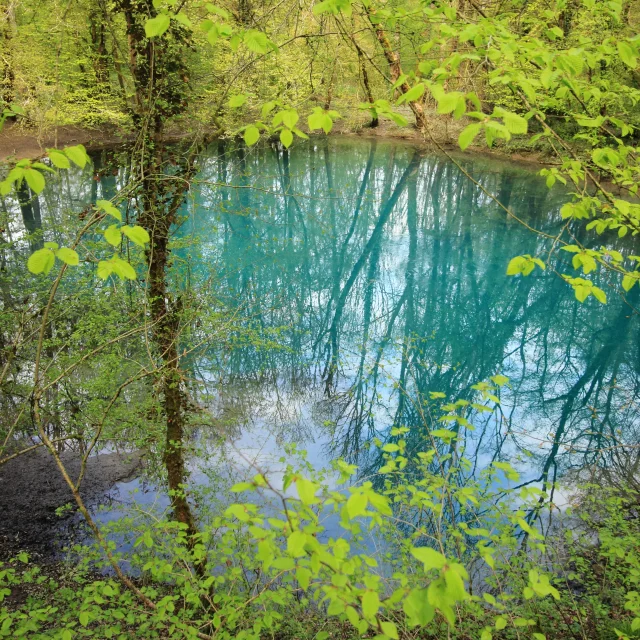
[155,137,639,497]
[14,136,637,526]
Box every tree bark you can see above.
[115,0,205,574]
[366,12,427,130]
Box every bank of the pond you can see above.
[0,112,552,167]
[0,448,143,558]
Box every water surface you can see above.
[12,138,640,519]
[95,137,629,511]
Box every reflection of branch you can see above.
[325,150,421,381]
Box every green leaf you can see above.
[97,261,113,280]
[384,111,408,127]
[225,504,251,522]
[79,611,90,627]
[111,257,137,280]
[27,248,55,275]
[495,616,507,630]
[23,168,45,194]
[174,11,192,27]
[345,605,360,628]
[574,284,590,302]
[104,225,122,247]
[287,530,306,557]
[618,41,637,68]
[437,92,463,114]
[207,25,220,45]
[280,128,293,148]
[296,566,311,590]
[411,546,447,569]
[229,33,241,51]
[244,29,269,54]
[228,94,248,108]
[514,617,533,627]
[458,123,482,150]
[592,286,607,304]
[47,149,70,169]
[272,557,295,570]
[206,3,230,19]
[281,109,299,130]
[403,588,434,626]
[431,428,457,441]
[397,83,425,105]
[145,14,171,38]
[231,482,253,492]
[361,590,379,619]
[261,101,277,118]
[296,477,319,504]
[380,621,398,639]
[506,256,527,275]
[64,144,89,169]
[56,247,79,266]
[308,110,325,132]
[122,225,150,246]
[444,564,468,600]
[96,200,122,221]
[575,116,604,128]
[346,492,367,518]
[244,125,260,146]
[491,374,509,386]
[622,274,637,291]
[502,111,528,135]
[492,461,519,480]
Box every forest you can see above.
[1,0,640,638]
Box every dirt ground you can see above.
[0,447,142,557]
[0,123,131,162]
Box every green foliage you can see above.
[27,242,79,275]
[1,435,638,640]
[358,100,407,127]
[506,254,546,276]
[145,14,171,39]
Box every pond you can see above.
[184,138,639,477]
[7,137,640,536]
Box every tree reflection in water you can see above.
[171,138,640,496]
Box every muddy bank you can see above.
[0,113,552,167]
[0,123,130,163]
[0,447,142,557]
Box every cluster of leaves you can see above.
[0,146,88,197]
[2,151,151,282]
[1,421,639,640]
[234,102,310,149]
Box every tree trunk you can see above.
[115,0,205,574]
[366,13,427,130]
[358,51,378,127]
[0,1,16,108]
[89,14,109,86]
